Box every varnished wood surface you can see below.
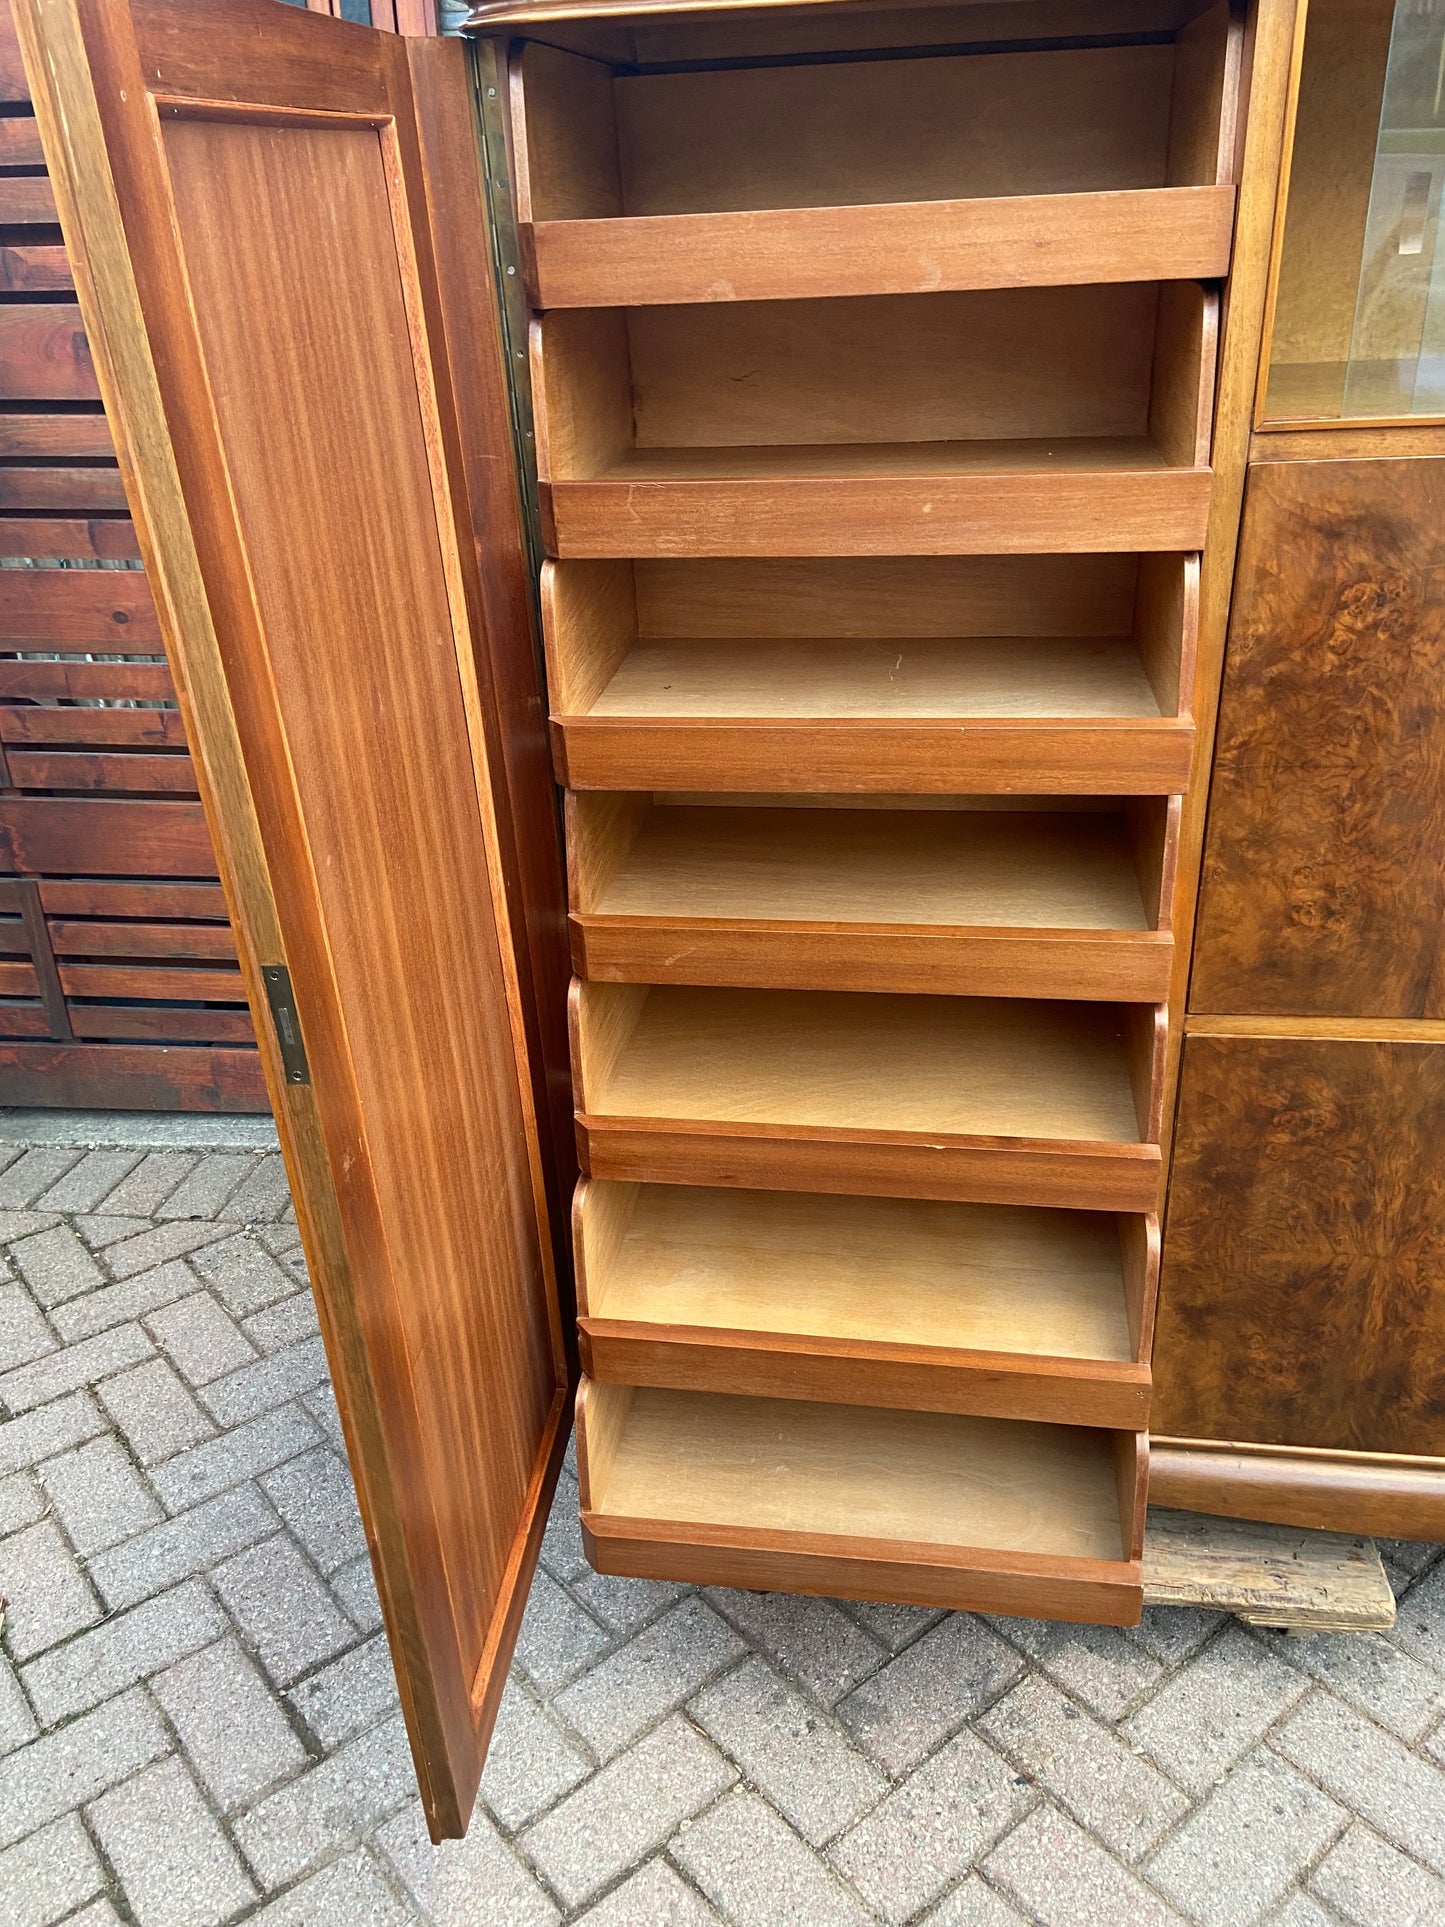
[1154,1035,1445,1456]
[1191,458,1445,1017]
[21,0,567,1839]
[1151,1444,1445,1543]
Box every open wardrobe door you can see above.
[15,0,573,1838]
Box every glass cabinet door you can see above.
[1264,0,1445,424]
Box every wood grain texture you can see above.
[0,409,113,457]
[0,1039,266,1109]
[1191,457,1445,1016]
[1154,1034,1445,1455]
[0,304,97,397]
[0,564,157,641]
[1150,1445,1445,1542]
[0,515,140,559]
[19,0,565,1839]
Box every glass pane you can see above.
[1264,0,1445,423]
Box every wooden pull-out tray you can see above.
[576,1180,1158,1428]
[572,983,1165,1212]
[578,1379,1146,1625]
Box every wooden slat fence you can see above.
[0,0,434,1109]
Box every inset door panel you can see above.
[1155,1033,1445,1454]
[578,1379,1146,1624]
[1191,457,1445,1017]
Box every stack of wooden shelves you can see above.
[510,0,1241,1627]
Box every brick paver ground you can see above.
[1,1116,1443,1927]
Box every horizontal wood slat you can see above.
[0,1041,267,1111]
[0,410,112,457]
[0,707,186,748]
[0,463,127,510]
[0,958,39,994]
[0,567,158,642]
[0,878,228,918]
[0,175,55,223]
[4,748,198,792]
[0,798,217,875]
[0,658,172,700]
[0,306,99,401]
[526,186,1237,310]
[0,119,44,165]
[0,2,28,101]
[0,243,72,292]
[57,962,245,1001]
[48,918,236,960]
[0,516,141,559]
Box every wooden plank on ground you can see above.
[0,306,98,400]
[1143,1507,1396,1632]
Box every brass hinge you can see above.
[260,964,310,1086]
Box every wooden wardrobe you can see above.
[21,0,1423,1846]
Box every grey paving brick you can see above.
[218,1153,293,1224]
[0,1470,42,1537]
[479,1677,590,1831]
[988,1613,1165,1721]
[51,1262,207,1346]
[0,1810,104,1927]
[0,1662,38,1755]
[88,1483,279,1610]
[104,1222,230,1282]
[233,1710,416,1887]
[87,1756,256,1927]
[241,1291,318,1355]
[72,1216,152,1250]
[33,1150,143,1214]
[1147,1751,1346,1927]
[0,1519,101,1661]
[92,1151,198,1218]
[554,1594,747,1761]
[1269,1897,1338,1927]
[537,1473,589,1583]
[331,1551,384,1632]
[143,1289,257,1386]
[287,1633,398,1751]
[149,1402,321,1513]
[210,1532,358,1686]
[6,1225,104,1308]
[256,1222,307,1263]
[60,1904,124,1927]
[842,1599,946,1651]
[521,1715,736,1910]
[0,1323,153,1415]
[672,1786,872,1927]
[1123,1621,1309,1793]
[260,1445,366,1574]
[190,1233,298,1317]
[978,1672,1189,1863]
[706,1589,886,1707]
[1130,1606,1230,1667]
[830,1729,1031,1925]
[199,1335,330,1427]
[690,1657,886,1846]
[838,1612,1024,1775]
[514,1567,610,1695]
[0,1284,54,1372]
[986,1803,1185,1927]
[1262,1625,1444,1744]
[38,1434,161,1555]
[923,1875,1032,1925]
[577,1860,722,1925]
[571,1568,691,1637]
[301,1381,345,1449]
[1310,1822,1445,1927]
[1390,1559,1445,1676]
[0,1390,105,1473]
[380,1801,559,1926]
[22,1579,225,1724]
[1380,1539,1442,1580]
[0,1151,81,1209]
[245,1848,415,1927]
[97,1358,215,1463]
[153,1635,308,1811]
[155,1153,257,1222]
[0,1211,59,1244]
[0,1688,169,1849]
[1273,1694,1445,1875]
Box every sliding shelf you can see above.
[532,283,1217,557]
[578,1380,1146,1624]
[512,22,1238,307]
[577,1181,1159,1428]
[568,795,1178,1001]
[572,983,1165,1211]
[545,555,1199,794]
